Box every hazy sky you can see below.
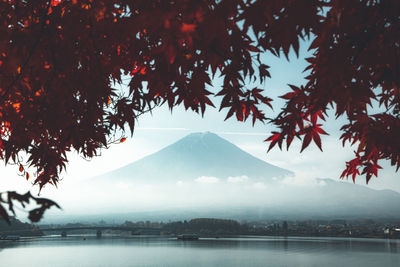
[1,40,399,211]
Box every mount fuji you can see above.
[96,131,293,183]
[69,132,400,221]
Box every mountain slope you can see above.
[97,132,293,182]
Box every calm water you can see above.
[0,236,399,267]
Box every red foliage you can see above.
[0,0,398,200]
[0,191,60,224]
[264,0,399,184]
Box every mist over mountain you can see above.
[45,132,400,223]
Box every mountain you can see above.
[97,132,293,183]
[55,132,400,221]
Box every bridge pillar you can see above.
[61,231,67,237]
[96,230,102,238]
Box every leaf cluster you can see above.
[0,191,60,224]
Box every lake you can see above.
[0,236,399,266]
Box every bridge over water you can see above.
[39,226,161,237]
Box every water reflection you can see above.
[0,236,399,267]
[386,239,399,253]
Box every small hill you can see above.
[0,217,43,237]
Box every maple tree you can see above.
[0,0,398,222]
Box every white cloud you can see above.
[253,182,266,189]
[227,175,249,183]
[281,171,327,187]
[115,182,134,190]
[195,176,220,184]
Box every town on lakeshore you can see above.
[1,217,400,240]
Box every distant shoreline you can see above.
[6,234,398,242]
